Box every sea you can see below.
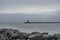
[0,22,60,35]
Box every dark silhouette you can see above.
[27,20,29,23]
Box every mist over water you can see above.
[0,10,60,22]
[0,11,60,35]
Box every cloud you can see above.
[0,0,60,13]
[0,7,57,14]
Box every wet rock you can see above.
[0,29,59,40]
[27,32,43,40]
[53,34,60,40]
[0,29,25,40]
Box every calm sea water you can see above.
[0,22,60,34]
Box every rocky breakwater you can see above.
[0,29,25,40]
[0,28,59,40]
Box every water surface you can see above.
[0,22,60,34]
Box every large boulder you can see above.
[42,32,49,40]
[27,32,43,40]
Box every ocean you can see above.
[0,22,60,34]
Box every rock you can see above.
[0,29,59,40]
[53,34,60,40]
[27,32,43,40]
[0,29,25,40]
[30,32,41,35]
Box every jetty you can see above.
[24,20,60,23]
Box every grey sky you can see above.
[0,0,60,22]
[0,0,60,13]
[0,11,60,22]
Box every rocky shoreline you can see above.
[0,28,60,40]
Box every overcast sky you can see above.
[0,0,60,22]
[0,0,60,14]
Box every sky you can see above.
[0,0,60,14]
[0,0,60,22]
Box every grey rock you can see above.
[0,29,59,40]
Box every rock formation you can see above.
[0,28,59,40]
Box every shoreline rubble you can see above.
[0,28,60,40]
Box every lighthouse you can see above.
[27,20,29,23]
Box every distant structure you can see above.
[27,20,29,23]
[24,20,60,24]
